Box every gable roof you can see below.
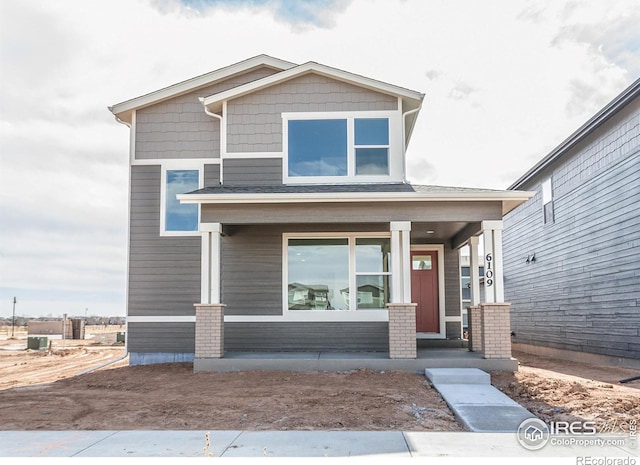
[200,61,425,112]
[509,77,640,190]
[108,54,296,124]
[200,61,425,143]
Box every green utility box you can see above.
[27,337,48,350]
[116,332,125,343]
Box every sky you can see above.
[0,0,638,318]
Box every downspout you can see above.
[401,101,423,183]
[199,98,224,184]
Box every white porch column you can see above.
[390,221,412,303]
[481,220,504,304]
[468,235,480,306]
[390,229,401,304]
[200,222,222,304]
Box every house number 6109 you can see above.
[485,253,493,287]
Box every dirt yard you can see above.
[0,334,637,432]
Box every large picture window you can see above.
[288,119,348,177]
[285,113,393,181]
[165,169,199,232]
[286,235,391,311]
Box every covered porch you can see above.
[178,184,533,371]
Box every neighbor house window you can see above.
[285,113,392,180]
[164,169,199,233]
[542,178,554,224]
[286,235,391,311]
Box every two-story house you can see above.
[109,55,533,371]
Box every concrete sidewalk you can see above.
[425,368,535,432]
[0,430,636,457]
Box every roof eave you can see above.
[177,190,535,212]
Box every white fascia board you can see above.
[201,62,425,111]
[108,55,297,122]
[177,190,535,205]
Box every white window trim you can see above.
[282,110,403,184]
[410,244,447,339]
[271,232,392,322]
[160,161,205,237]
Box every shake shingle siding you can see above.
[226,73,398,153]
[503,97,640,360]
[135,67,280,160]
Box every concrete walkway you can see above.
[425,368,535,432]
[0,430,636,457]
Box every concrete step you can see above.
[425,368,490,385]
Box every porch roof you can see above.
[178,183,534,216]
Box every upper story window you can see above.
[283,111,400,184]
[541,177,554,224]
[161,165,202,235]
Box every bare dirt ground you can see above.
[0,331,637,432]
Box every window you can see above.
[288,119,347,177]
[286,235,391,311]
[285,112,395,182]
[354,118,389,175]
[542,178,554,224]
[163,168,200,234]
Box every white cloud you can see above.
[0,0,638,317]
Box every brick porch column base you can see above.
[387,303,417,359]
[194,303,225,358]
[480,302,511,359]
[468,305,482,352]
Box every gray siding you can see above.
[503,99,640,360]
[226,73,398,153]
[204,163,221,186]
[225,322,389,351]
[223,158,282,185]
[128,322,195,353]
[128,165,200,321]
[203,201,502,224]
[222,226,282,316]
[135,67,279,160]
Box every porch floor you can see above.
[193,348,518,372]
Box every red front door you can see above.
[411,251,439,333]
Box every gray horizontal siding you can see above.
[223,158,282,185]
[127,322,195,353]
[203,201,502,224]
[444,246,461,319]
[204,163,221,186]
[504,135,640,362]
[226,73,398,153]
[128,165,200,320]
[135,67,279,160]
[222,226,282,316]
[224,322,389,351]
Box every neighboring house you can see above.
[109,55,533,368]
[504,78,640,367]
